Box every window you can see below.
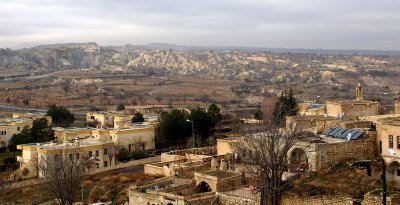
[90,116,95,120]
[4,131,6,135]
[104,148,108,155]
[69,154,73,160]
[76,153,80,159]
[398,136,400,149]
[89,151,93,157]
[95,150,99,157]
[397,169,400,176]
[379,141,382,154]
[104,161,108,167]
[389,135,394,148]
[96,163,99,168]
[17,127,20,131]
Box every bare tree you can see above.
[38,145,94,205]
[234,118,305,205]
[106,144,118,166]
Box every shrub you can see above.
[21,168,30,177]
[132,150,145,160]
[116,148,132,162]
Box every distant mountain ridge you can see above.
[109,43,400,56]
[1,42,400,90]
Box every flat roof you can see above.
[19,138,111,150]
[54,123,153,132]
[0,117,32,126]
[326,100,378,105]
[288,115,335,120]
[198,170,238,178]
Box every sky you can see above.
[0,0,400,50]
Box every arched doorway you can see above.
[386,161,400,183]
[196,181,212,193]
[289,148,308,173]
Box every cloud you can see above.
[0,0,399,49]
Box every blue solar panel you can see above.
[329,128,341,136]
[325,127,365,140]
[335,128,346,138]
[341,129,352,139]
[350,130,359,137]
[351,130,365,140]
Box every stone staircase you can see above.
[9,158,37,180]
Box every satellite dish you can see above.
[388,149,396,155]
[346,133,352,140]
[324,114,327,118]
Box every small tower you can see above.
[356,83,363,101]
[394,97,400,114]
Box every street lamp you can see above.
[186,119,194,148]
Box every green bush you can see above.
[116,148,131,162]
[132,150,145,160]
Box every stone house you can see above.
[361,114,400,183]
[13,138,116,179]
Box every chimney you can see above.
[356,83,363,101]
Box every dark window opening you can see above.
[389,135,394,148]
[397,136,400,149]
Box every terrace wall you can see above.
[315,139,375,169]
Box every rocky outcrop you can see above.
[1,42,399,88]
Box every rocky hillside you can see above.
[1,43,400,88]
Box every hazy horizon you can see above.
[1,0,399,50]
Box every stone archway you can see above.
[386,161,400,183]
[289,148,309,173]
[196,181,212,193]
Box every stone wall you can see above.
[161,147,214,162]
[217,139,238,155]
[286,116,337,134]
[218,193,257,205]
[288,139,375,172]
[144,160,210,177]
[326,101,378,119]
[315,139,375,169]
[280,194,352,205]
[144,163,165,176]
[363,192,400,205]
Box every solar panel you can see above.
[350,130,359,137]
[329,128,341,136]
[351,130,365,140]
[341,129,352,139]
[325,127,365,140]
[325,127,335,135]
[335,128,346,138]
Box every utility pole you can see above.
[382,158,387,205]
[186,120,194,148]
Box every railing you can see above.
[9,158,37,180]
